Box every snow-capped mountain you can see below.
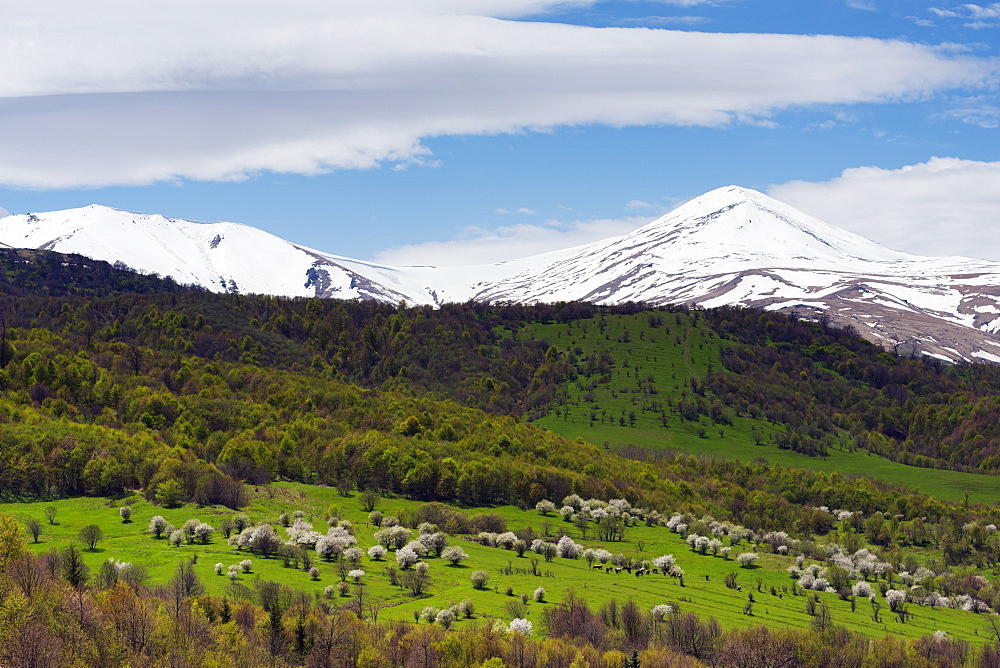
[3,186,1000,364]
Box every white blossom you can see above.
[557,536,581,559]
[508,618,533,636]
[651,604,673,619]
[852,581,874,599]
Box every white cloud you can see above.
[966,3,1000,18]
[846,0,877,10]
[937,101,1000,127]
[767,157,1000,261]
[0,207,9,218]
[374,216,650,266]
[928,3,1000,26]
[625,199,674,213]
[0,1,996,188]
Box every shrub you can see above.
[457,599,475,618]
[193,522,215,544]
[471,570,490,590]
[367,545,387,561]
[309,566,321,580]
[441,546,469,566]
[852,581,874,599]
[508,618,533,636]
[652,604,673,620]
[150,517,172,540]
[557,536,581,559]
[240,559,253,573]
[78,524,103,551]
[435,608,456,629]
[119,506,132,523]
[533,586,545,602]
[396,547,419,570]
[535,500,556,516]
[214,562,224,575]
[736,552,759,568]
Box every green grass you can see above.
[527,314,1000,505]
[3,483,997,644]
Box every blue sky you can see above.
[0,0,998,265]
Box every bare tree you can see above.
[24,517,42,543]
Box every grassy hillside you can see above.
[4,483,996,645]
[529,312,1000,505]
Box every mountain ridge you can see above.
[3,186,1000,363]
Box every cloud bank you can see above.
[768,157,1000,261]
[0,0,996,188]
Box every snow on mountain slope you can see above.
[466,186,1000,362]
[0,205,427,303]
[3,187,1000,363]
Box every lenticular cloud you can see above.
[0,1,995,188]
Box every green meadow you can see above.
[4,482,997,644]
[528,314,1000,505]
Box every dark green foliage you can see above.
[62,543,89,587]
[704,306,1000,470]
[78,524,103,550]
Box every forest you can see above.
[4,249,1000,665]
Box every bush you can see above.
[147,516,168,538]
[396,547,419,569]
[457,599,475,618]
[441,546,469,566]
[508,618,533,636]
[119,506,132,523]
[533,586,545,602]
[471,570,490,590]
[435,608,456,629]
[535,500,556,516]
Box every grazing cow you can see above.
[592,564,603,570]
[652,568,659,574]
[606,567,613,573]
[615,568,622,574]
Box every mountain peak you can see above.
[629,184,909,268]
